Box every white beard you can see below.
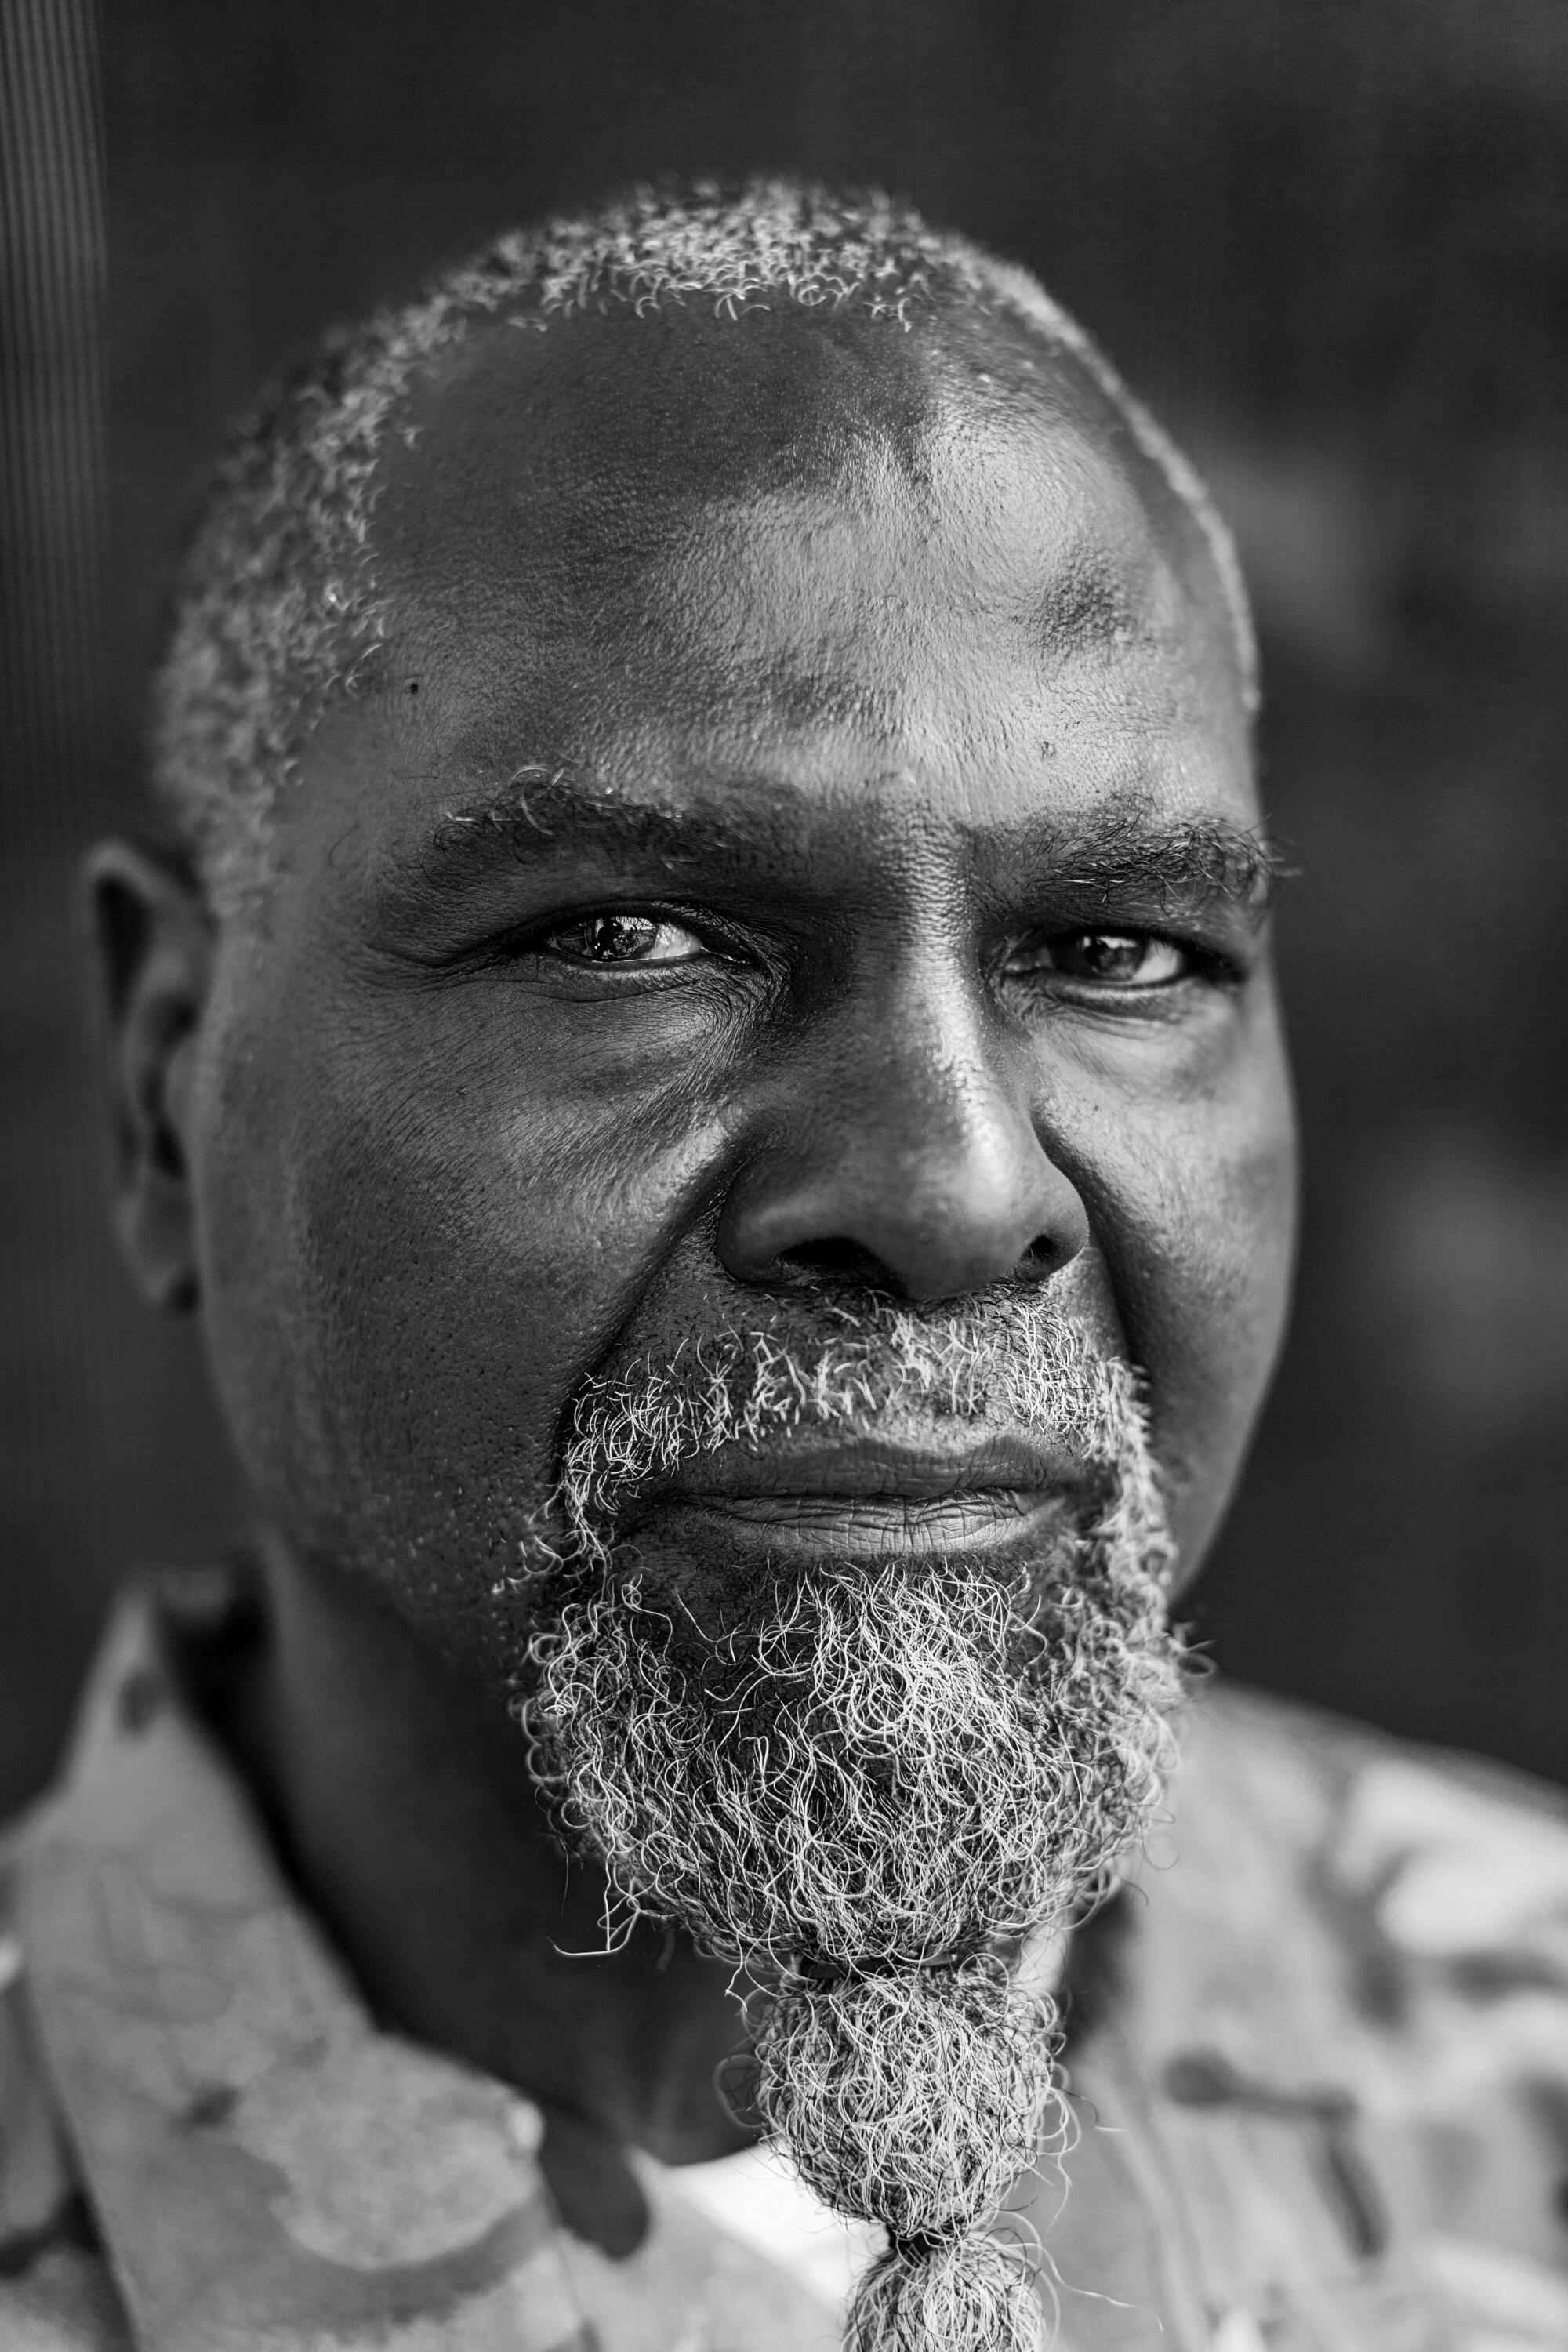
[521,1300,1186,2352]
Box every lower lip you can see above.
[633,1490,1069,1563]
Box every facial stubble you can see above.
[518,1304,1187,2352]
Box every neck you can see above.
[220,1533,753,2252]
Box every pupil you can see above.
[1080,932,1141,978]
[590,915,655,960]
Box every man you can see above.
[2,179,1566,2352]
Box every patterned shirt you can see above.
[2,1571,1566,2351]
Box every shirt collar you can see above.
[12,1579,594,2352]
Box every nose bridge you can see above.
[718,945,1089,1302]
[854,961,1028,1203]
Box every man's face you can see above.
[182,306,1295,1679]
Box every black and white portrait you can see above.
[2,8,1566,2347]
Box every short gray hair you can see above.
[151,177,1257,916]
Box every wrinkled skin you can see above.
[89,300,1296,2246]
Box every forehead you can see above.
[342,303,1250,848]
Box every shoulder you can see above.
[1184,1676,1568,1941]
[0,1833,130,2349]
[1164,1682,1568,2324]
[1175,1684,1568,2126]
[1190,1672,1568,1820]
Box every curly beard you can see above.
[520,1300,1186,2352]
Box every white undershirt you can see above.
[663,2140,881,2317]
[659,1929,1072,2317]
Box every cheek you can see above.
[1073,1030,1298,1574]
[191,978,741,1589]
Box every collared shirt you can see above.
[2,1573,1567,2352]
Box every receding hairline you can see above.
[376,285,1235,666]
[149,178,1258,918]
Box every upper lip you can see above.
[641,1434,1085,1508]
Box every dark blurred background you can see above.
[4,0,1566,1812]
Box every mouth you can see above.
[626,1436,1090,1563]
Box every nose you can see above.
[716,989,1090,1305]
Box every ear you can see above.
[82,839,216,1313]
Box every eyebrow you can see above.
[430,767,795,878]
[423,768,1288,915]
[1036,808,1290,915]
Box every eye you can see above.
[1004,930,1192,987]
[539,912,710,967]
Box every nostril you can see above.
[1018,1232,1060,1278]
[775,1237,902,1293]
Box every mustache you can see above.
[548,1294,1162,1568]
[521,1295,1186,2352]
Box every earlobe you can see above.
[82,838,216,1314]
